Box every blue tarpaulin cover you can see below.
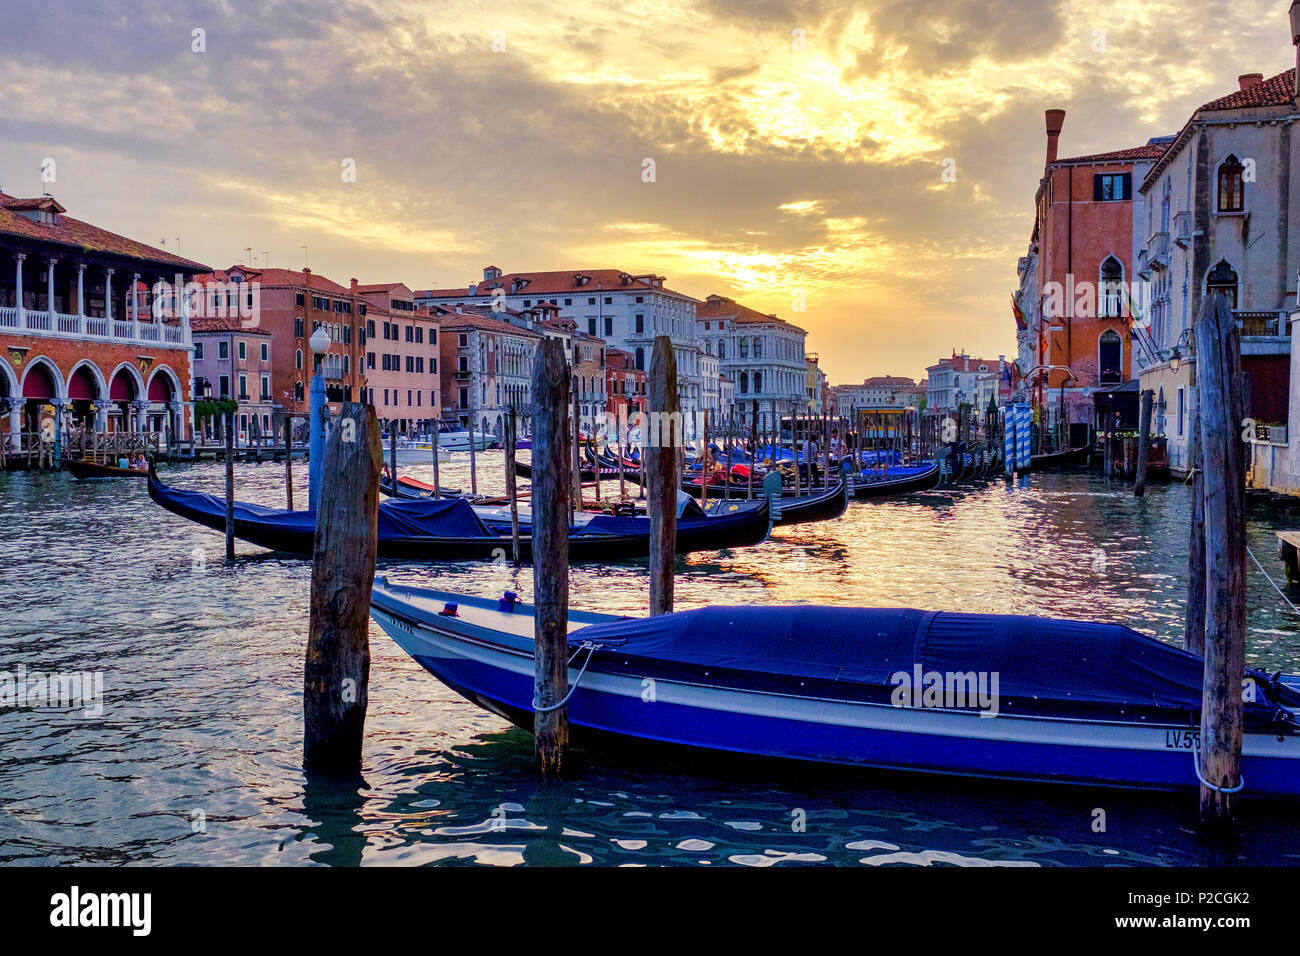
[567,606,1217,710]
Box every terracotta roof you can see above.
[417,268,686,300]
[0,192,209,271]
[696,294,806,333]
[1201,68,1296,111]
[190,316,270,334]
[438,310,542,337]
[355,282,408,294]
[1054,143,1168,166]
[192,266,351,295]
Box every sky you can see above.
[1,0,1295,384]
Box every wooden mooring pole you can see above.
[648,336,679,616]
[303,401,382,772]
[506,407,521,566]
[283,416,294,510]
[224,411,235,560]
[1186,335,1206,656]
[531,339,571,777]
[1134,388,1153,497]
[1194,292,1246,827]
[431,421,441,498]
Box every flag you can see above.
[1011,295,1027,330]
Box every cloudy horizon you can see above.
[1,0,1294,383]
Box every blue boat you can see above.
[369,580,1300,798]
[148,466,771,563]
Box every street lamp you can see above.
[1168,328,1193,374]
[308,326,330,511]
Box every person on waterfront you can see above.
[130,452,148,471]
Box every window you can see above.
[1217,155,1245,213]
[260,374,270,400]
[430,357,438,373]
[405,325,414,343]
[604,296,612,305]
[753,337,762,358]
[739,372,748,393]
[458,333,468,348]
[1177,387,1185,437]
[458,387,469,409]
[367,319,376,338]
[564,298,572,306]
[194,342,204,360]
[753,371,762,393]
[634,347,645,371]
[218,341,229,359]
[294,317,304,338]
[1099,256,1124,317]
[634,314,644,334]
[260,342,269,361]
[1098,330,1122,385]
[718,340,725,359]
[1206,260,1239,309]
[635,296,644,303]
[1094,173,1131,202]
[295,349,303,370]
[237,340,246,360]
[604,317,612,337]
[458,355,469,372]
[588,318,597,335]
[296,292,305,306]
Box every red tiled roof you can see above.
[192,266,351,295]
[1055,143,1168,166]
[190,316,270,334]
[0,192,209,271]
[1201,68,1296,111]
[417,268,679,299]
[696,294,806,333]
[437,310,542,337]
[355,282,408,294]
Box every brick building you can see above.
[191,317,274,443]
[0,191,207,454]
[356,281,441,432]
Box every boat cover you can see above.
[567,605,1221,710]
[153,478,493,538]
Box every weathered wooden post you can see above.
[1134,388,1154,497]
[431,422,441,498]
[747,403,757,500]
[531,339,570,778]
[303,401,382,772]
[506,407,521,566]
[468,407,478,496]
[283,416,294,509]
[224,411,235,560]
[648,336,679,616]
[1186,329,1206,656]
[1195,292,1246,826]
[571,387,583,514]
[389,424,399,484]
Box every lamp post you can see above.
[308,326,330,512]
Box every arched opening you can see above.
[147,370,177,437]
[1098,330,1123,385]
[1099,256,1124,317]
[1217,155,1245,213]
[67,363,103,428]
[1206,260,1239,309]
[20,361,60,436]
[109,366,141,432]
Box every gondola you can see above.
[63,458,149,480]
[847,462,942,499]
[147,465,770,563]
[379,473,463,500]
[369,579,1300,797]
[754,478,847,526]
[1028,445,1091,472]
[515,459,623,483]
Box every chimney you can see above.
[1292,2,1300,104]
[1238,73,1263,90]
[1045,109,1066,167]
[350,277,358,291]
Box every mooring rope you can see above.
[1192,742,1246,794]
[532,641,599,713]
[1247,546,1300,615]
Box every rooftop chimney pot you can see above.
[1239,73,1264,90]
[1045,109,1066,167]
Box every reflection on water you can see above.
[1,454,1298,866]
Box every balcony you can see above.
[1144,231,1171,271]
[1236,310,1285,337]
[1173,210,1193,248]
[0,307,190,348]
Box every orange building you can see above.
[1032,111,1170,425]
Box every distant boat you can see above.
[848,462,941,499]
[63,458,149,480]
[370,580,1300,798]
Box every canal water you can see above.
[2,455,1299,866]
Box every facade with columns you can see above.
[0,192,207,454]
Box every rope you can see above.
[1192,741,1246,794]
[1247,546,1300,615]
[532,642,599,713]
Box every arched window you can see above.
[1206,260,1239,309]
[718,339,725,359]
[1099,256,1124,317]
[1098,330,1122,385]
[753,336,762,358]
[739,372,748,394]
[295,348,303,370]
[1217,155,1245,213]
[753,371,762,394]
[738,337,748,358]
